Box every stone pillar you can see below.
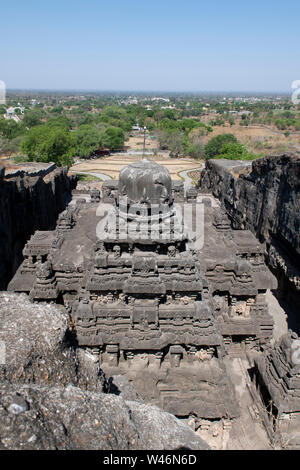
[126,351,134,367]
[155,351,164,367]
[187,346,197,363]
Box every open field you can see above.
[124,134,160,152]
[203,124,300,154]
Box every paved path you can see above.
[179,163,204,190]
[70,170,112,181]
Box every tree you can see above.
[46,116,73,130]
[204,133,238,159]
[144,117,156,132]
[73,124,102,157]
[217,142,246,159]
[20,124,75,166]
[168,132,184,158]
[99,105,132,132]
[0,118,24,140]
[216,142,259,161]
[22,109,45,128]
[186,142,205,159]
[185,127,206,159]
[1,135,24,154]
[101,126,124,150]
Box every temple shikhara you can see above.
[11,158,298,446]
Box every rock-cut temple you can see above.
[9,159,279,437]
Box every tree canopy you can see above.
[101,126,125,150]
[204,134,259,161]
[20,123,75,166]
[204,133,238,159]
[72,124,102,157]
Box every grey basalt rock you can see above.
[0,292,103,391]
[109,374,144,402]
[0,383,210,450]
[126,399,210,450]
[199,154,300,306]
[0,292,209,449]
[253,330,300,449]
[0,165,77,289]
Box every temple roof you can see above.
[119,158,172,204]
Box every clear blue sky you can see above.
[1,0,299,92]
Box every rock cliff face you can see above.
[0,165,77,289]
[199,155,300,308]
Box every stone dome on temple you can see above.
[118,158,174,220]
[119,158,172,204]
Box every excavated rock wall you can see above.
[199,155,300,308]
[0,166,77,289]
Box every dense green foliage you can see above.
[204,134,259,160]
[0,118,24,140]
[216,142,259,160]
[20,123,75,166]
[101,126,125,150]
[72,124,103,157]
[1,92,298,166]
[204,134,238,159]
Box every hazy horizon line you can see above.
[6,88,292,96]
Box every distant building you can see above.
[4,107,21,123]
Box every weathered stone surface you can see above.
[4,162,56,179]
[126,399,210,450]
[0,292,103,391]
[109,374,144,402]
[255,330,300,414]
[253,330,300,449]
[0,291,210,449]
[199,155,300,447]
[0,165,77,289]
[0,383,210,450]
[199,155,300,306]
